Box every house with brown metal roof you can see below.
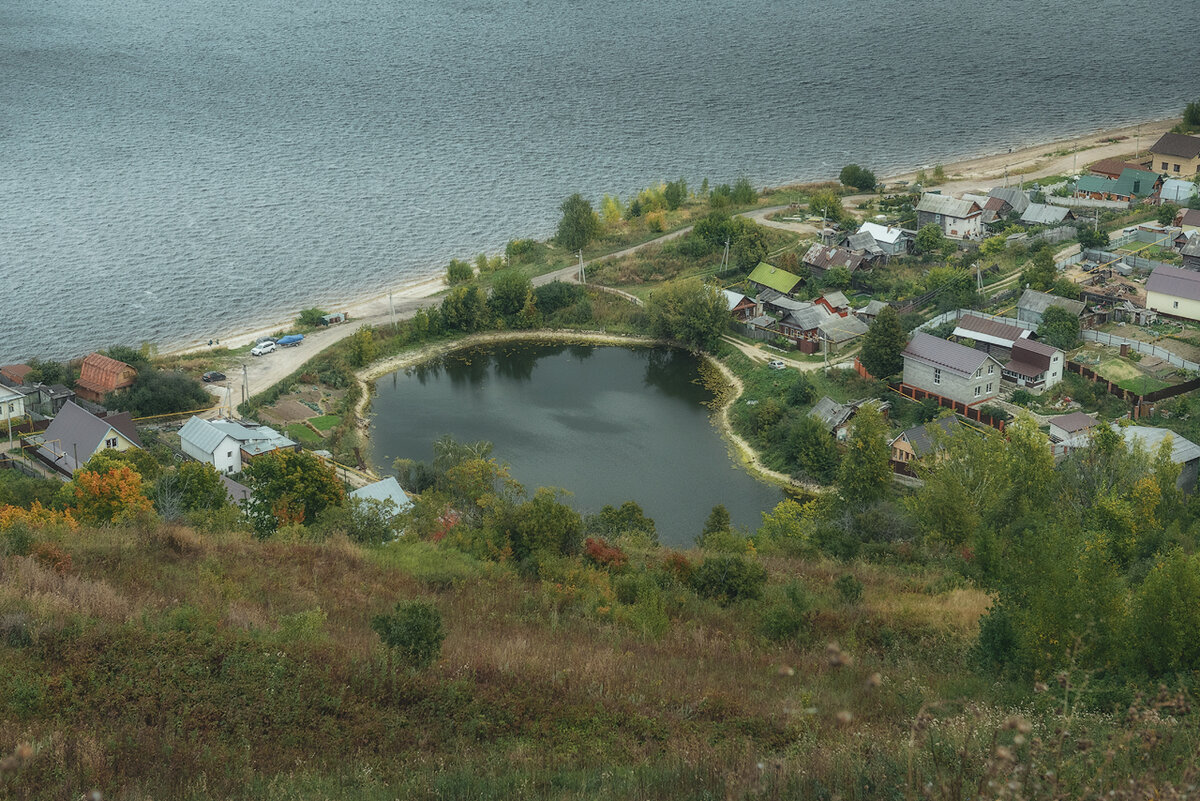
[951,313,1032,359]
[1088,158,1152,180]
[1047,412,1098,455]
[901,332,1002,407]
[0,365,33,385]
[74,353,138,403]
[1002,338,1064,391]
[1146,264,1200,322]
[1148,132,1200,179]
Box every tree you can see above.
[859,306,907,379]
[1077,226,1109,251]
[1020,249,1056,292]
[914,223,946,255]
[980,235,1007,258]
[701,504,731,541]
[66,465,153,525]
[106,371,209,418]
[346,325,378,367]
[586,501,657,544]
[555,193,601,253]
[446,259,474,285]
[153,461,228,519]
[600,194,624,226]
[489,270,534,323]
[1157,203,1180,226]
[534,281,584,316]
[836,405,891,505]
[663,178,687,211]
[372,601,445,671]
[240,450,345,537]
[1130,549,1200,674]
[297,308,328,327]
[691,555,767,605]
[645,280,729,353]
[785,415,840,484]
[730,177,756,205]
[1184,100,1200,129]
[440,285,489,332]
[821,265,852,290]
[26,358,73,386]
[315,496,398,545]
[1037,305,1081,351]
[786,373,815,406]
[496,487,583,561]
[807,189,844,226]
[839,164,877,192]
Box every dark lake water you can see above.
[368,343,783,546]
[4,0,1198,361]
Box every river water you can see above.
[3,0,1198,361]
[368,343,783,546]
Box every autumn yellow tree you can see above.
[67,465,153,525]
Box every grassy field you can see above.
[309,414,342,431]
[285,422,324,446]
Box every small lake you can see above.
[368,343,784,546]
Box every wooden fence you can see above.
[1065,360,1200,409]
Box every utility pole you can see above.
[388,292,396,329]
[242,364,248,411]
[721,238,730,272]
[577,250,585,284]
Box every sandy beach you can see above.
[176,115,1181,383]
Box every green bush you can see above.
[297,307,328,327]
[691,555,768,605]
[758,581,814,643]
[371,600,445,670]
[834,574,864,604]
[446,259,474,285]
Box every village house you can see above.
[1159,178,1198,206]
[1019,203,1076,227]
[838,230,885,263]
[951,313,1032,360]
[1147,132,1200,179]
[1088,158,1153,180]
[854,299,890,323]
[0,384,27,425]
[801,243,870,281]
[1047,411,1098,456]
[31,400,142,476]
[0,365,33,385]
[10,383,75,417]
[778,304,831,347]
[901,332,1002,407]
[747,262,803,298]
[815,291,851,316]
[985,186,1031,220]
[1073,168,1161,203]
[1176,209,1200,238]
[722,289,758,321]
[890,415,962,466]
[1002,338,1064,391]
[1016,288,1086,328]
[855,222,914,256]
[1122,426,1200,493]
[1145,264,1200,322]
[817,314,869,353]
[1182,237,1200,271]
[73,353,138,403]
[350,475,413,517]
[179,416,298,474]
[810,397,889,442]
[915,194,984,240]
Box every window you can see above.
[975,368,981,378]
[987,364,994,374]
[986,382,993,393]
[227,451,233,458]
[1174,164,1181,173]
[974,386,982,398]
[933,368,941,385]
[1175,301,1180,309]
[105,437,118,449]
[1162,162,1169,170]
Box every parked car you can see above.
[251,341,277,357]
[767,360,787,370]
[202,371,227,382]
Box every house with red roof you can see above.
[74,353,137,403]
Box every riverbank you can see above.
[160,116,1180,363]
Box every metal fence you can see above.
[915,308,1035,333]
[1079,330,1199,370]
[1083,249,1175,274]
[1047,196,1129,210]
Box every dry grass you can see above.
[0,555,132,623]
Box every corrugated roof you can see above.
[1013,338,1060,359]
[76,353,136,395]
[1020,203,1074,225]
[1112,168,1159,198]
[1088,158,1149,179]
[350,476,413,513]
[953,314,1029,347]
[822,291,849,309]
[818,314,869,342]
[783,305,831,332]
[809,397,854,432]
[180,416,235,455]
[1122,425,1200,465]
[1076,174,1120,195]
[1179,209,1200,228]
[1147,264,1200,303]
[1018,289,1085,317]
[1003,359,1045,378]
[987,187,1031,213]
[802,244,869,273]
[895,416,961,458]
[747,262,803,295]
[1048,411,1098,434]
[722,290,750,311]
[916,194,981,218]
[1149,132,1200,160]
[858,222,911,244]
[842,231,884,255]
[857,299,889,317]
[1161,178,1200,204]
[35,400,142,473]
[903,332,991,376]
[1181,237,1200,259]
[757,288,810,313]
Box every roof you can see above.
[902,332,992,377]
[75,353,136,396]
[1048,411,1098,434]
[209,420,296,456]
[818,314,869,342]
[842,230,884,255]
[1178,209,1200,228]
[221,475,253,505]
[987,187,1030,213]
[1075,174,1119,195]
[1020,203,1074,225]
[179,416,237,455]
[1181,237,1200,259]
[809,397,855,432]
[1147,264,1200,303]
[35,400,142,473]
[783,305,831,332]
[858,222,912,244]
[1161,178,1199,204]
[952,314,1030,348]
[722,290,751,311]
[1013,338,1060,359]
[1112,168,1159,198]
[350,476,413,513]
[1003,358,1045,379]
[1088,158,1150,179]
[0,365,32,384]
[1122,426,1200,465]
[802,244,869,274]
[857,299,889,317]
[895,416,961,459]
[1149,132,1200,160]
[747,262,803,295]
[0,384,23,403]
[747,314,776,329]
[821,291,849,309]
[916,194,981,218]
[757,288,810,313]
[1018,288,1085,317]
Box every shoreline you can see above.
[161,115,1178,362]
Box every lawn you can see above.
[309,414,342,431]
[1116,375,1171,394]
[285,423,324,446]
[1095,357,1143,383]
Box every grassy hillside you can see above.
[2,518,1195,800]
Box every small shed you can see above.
[321,312,348,326]
[350,476,413,516]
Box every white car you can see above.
[251,341,277,356]
[767,359,787,370]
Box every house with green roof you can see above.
[747,262,803,297]
[1075,168,1161,203]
